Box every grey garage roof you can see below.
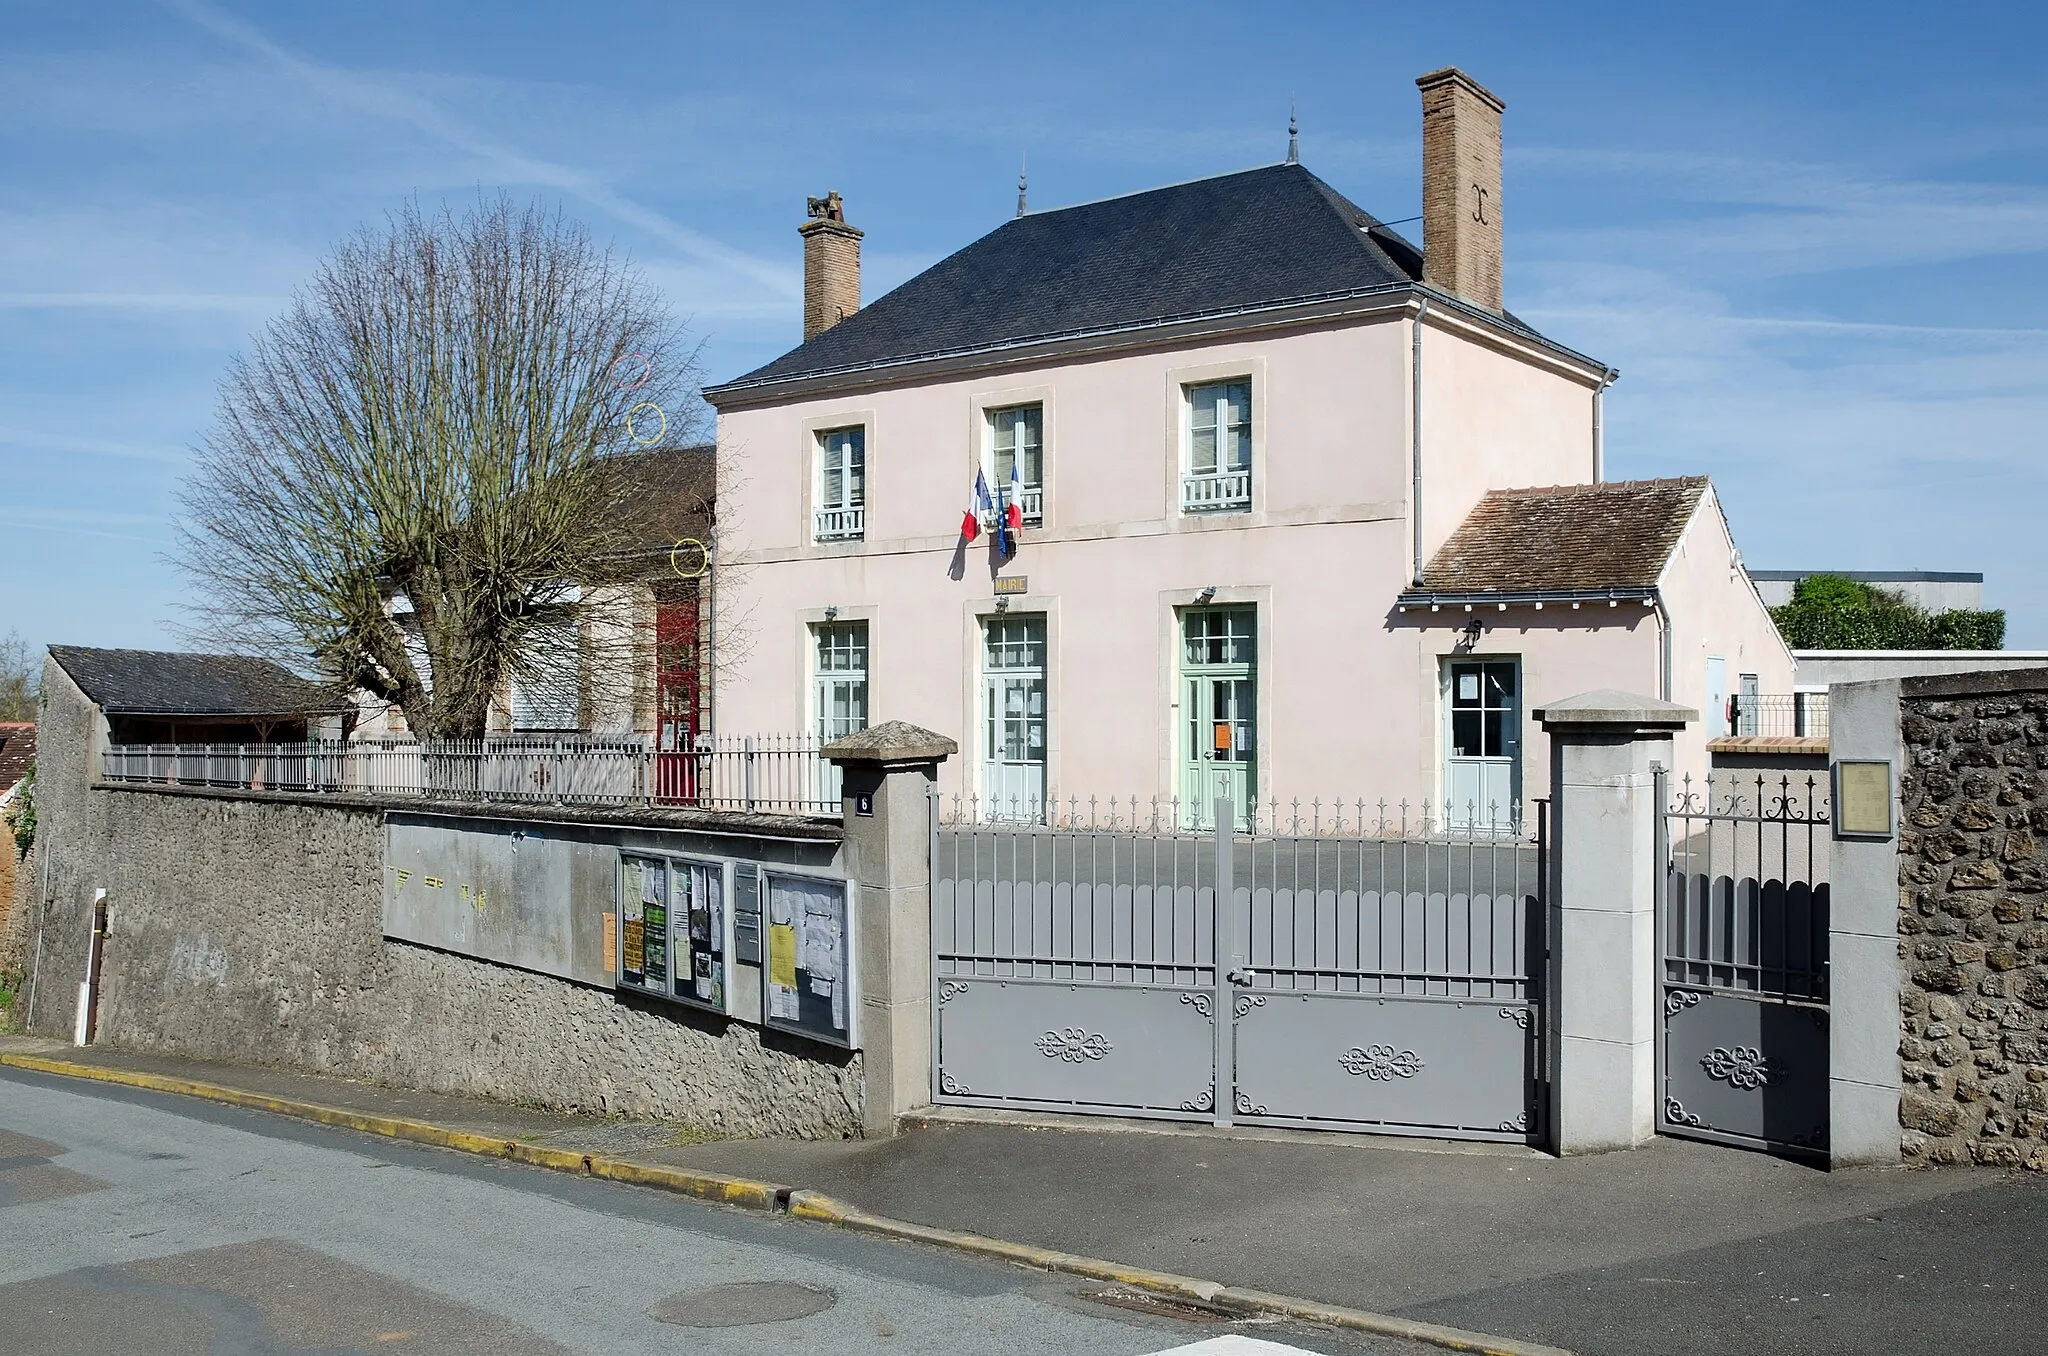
[48,646,349,717]
[707,162,1579,400]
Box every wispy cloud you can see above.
[0,505,172,546]
[161,0,799,301]
[0,291,281,312]
[0,431,190,465]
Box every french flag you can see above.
[961,469,992,542]
[948,469,993,579]
[1005,460,1025,536]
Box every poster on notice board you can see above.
[763,873,852,1047]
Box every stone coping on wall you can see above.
[1705,735,1829,755]
[1901,667,2048,700]
[95,781,844,841]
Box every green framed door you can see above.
[982,614,1047,820]
[1179,607,1256,829]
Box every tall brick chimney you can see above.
[1416,68,1505,312]
[799,191,862,341]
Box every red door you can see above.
[654,585,700,803]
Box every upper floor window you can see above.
[1183,380,1252,513]
[814,427,865,541]
[986,403,1043,526]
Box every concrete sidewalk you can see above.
[6,1037,2042,1356]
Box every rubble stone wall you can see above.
[1896,672,2048,1169]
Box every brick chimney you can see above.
[1416,68,1505,312]
[799,191,862,341]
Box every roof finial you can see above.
[1286,96,1299,165]
[1016,153,1028,217]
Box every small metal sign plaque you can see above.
[992,575,1029,596]
[1833,759,1894,840]
[853,790,874,817]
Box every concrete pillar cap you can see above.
[821,721,957,765]
[1533,689,1696,730]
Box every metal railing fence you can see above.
[102,732,839,816]
[1659,769,1831,1000]
[934,795,1544,999]
[941,790,1531,840]
[1731,692,1830,739]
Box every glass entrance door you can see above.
[1444,657,1520,832]
[981,615,1046,820]
[1180,608,1256,829]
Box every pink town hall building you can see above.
[703,68,1790,825]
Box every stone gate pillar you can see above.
[1535,690,1695,1154]
[823,721,956,1137]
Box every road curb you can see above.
[3,1051,1571,1356]
[0,1052,785,1212]
[788,1189,1572,1356]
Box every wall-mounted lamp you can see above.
[823,605,839,621]
[1194,586,1217,604]
[1459,616,1485,650]
[994,597,1011,613]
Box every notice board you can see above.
[762,870,855,1048]
[618,853,734,1015]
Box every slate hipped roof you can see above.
[1411,477,1713,596]
[708,163,1579,398]
[48,646,349,717]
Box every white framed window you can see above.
[984,403,1043,525]
[1182,380,1252,513]
[814,427,865,541]
[812,621,869,741]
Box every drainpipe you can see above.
[74,887,108,1046]
[1411,295,1430,585]
[1651,591,1673,702]
[1592,367,1619,483]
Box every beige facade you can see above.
[709,295,1788,817]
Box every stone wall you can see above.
[1896,670,2048,1169]
[22,658,862,1138]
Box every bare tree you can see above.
[0,631,36,723]
[175,195,707,739]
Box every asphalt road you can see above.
[0,1068,1426,1356]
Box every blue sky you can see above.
[5,0,2047,656]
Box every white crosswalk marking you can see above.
[1144,1338,1325,1355]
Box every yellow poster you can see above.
[623,918,645,973]
[769,923,799,989]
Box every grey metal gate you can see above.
[1657,770,1831,1160]
[932,797,1544,1142]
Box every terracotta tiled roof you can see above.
[0,722,33,789]
[1414,477,1712,595]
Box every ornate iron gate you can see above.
[932,797,1544,1142]
[1658,770,1831,1160]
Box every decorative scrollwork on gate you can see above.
[1035,1027,1113,1063]
[1500,1110,1531,1134]
[1234,994,1266,1018]
[1664,989,1704,1017]
[1180,993,1213,1019]
[1338,1044,1425,1080]
[938,981,970,1004]
[1235,1091,1268,1116]
[940,1071,972,1095]
[1181,1084,1215,1113]
[1499,1007,1531,1029]
[1700,1045,1772,1090]
[1663,1096,1704,1129]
